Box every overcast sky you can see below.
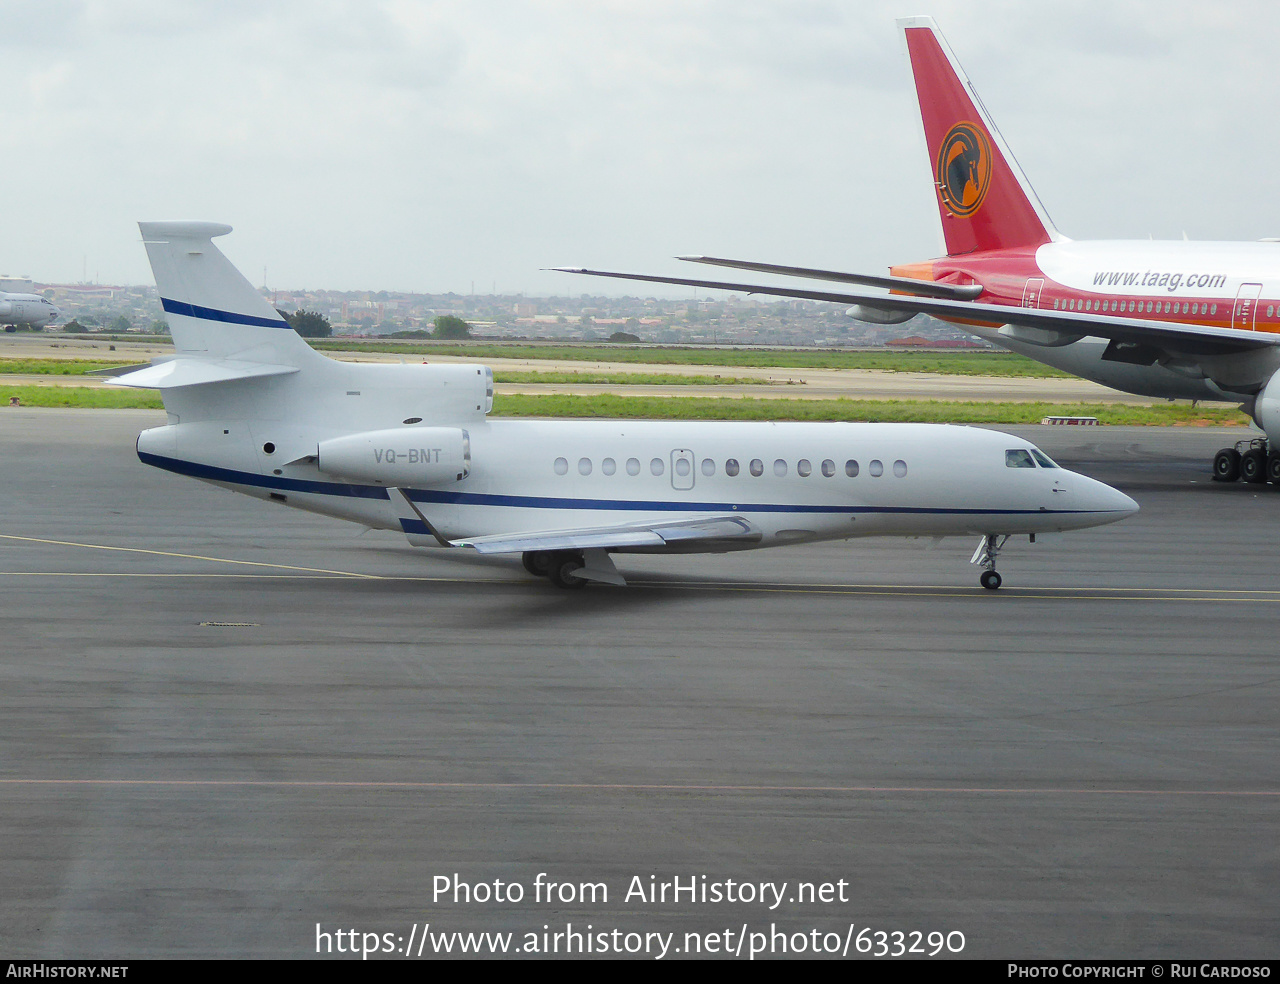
[4,0,1280,297]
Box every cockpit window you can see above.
[1005,449,1036,468]
[1029,449,1059,468]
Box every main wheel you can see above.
[1241,448,1267,484]
[980,570,1002,590]
[1212,448,1241,482]
[522,551,552,577]
[1267,450,1280,485]
[549,556,587,589]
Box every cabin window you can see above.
[1030,449,1059,468]
[726,458,740,477]
[701,458,715,477]
[626,457,641,476]
[602,457,616,475]
[749,459,764,477]
[674,457,691,478]
[773,459,787,477]
[1269,306,1275,318]
[797,459,812,477]
[1006,449,1036,468]
[554,457,569,475]
[821,459,836,477]
[578,457,592,476]
[869,459,884,477]
[845,459,859,477]
[1212,304,1218,315]
[650,458,664,476]
[893,459,908,478]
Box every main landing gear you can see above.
[1212,439,1280,486]
[522,549,586,588]
[522,549,626,588]
[970,534,1008,590]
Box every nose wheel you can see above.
[971,534,1008,590]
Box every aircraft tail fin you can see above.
[898,17,1059,256]
[139,221,320,366]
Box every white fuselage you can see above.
[134,361,1135,550]
[0,292,58,328]
[945,241,1280,401]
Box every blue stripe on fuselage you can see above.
[138,451,1110,517]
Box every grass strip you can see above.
[493,394,1246,425]
[1,385,164,409]
[3,386,1248,426]
[312,342,1074,377]
[0,359,136,375]
[492,370,770,385]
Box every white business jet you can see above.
[114,221,1136,589]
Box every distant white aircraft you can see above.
[112,221,1136,589]
[0,291,58,330]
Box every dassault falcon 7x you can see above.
[112,221,1134,590]
[558,16,1280,486]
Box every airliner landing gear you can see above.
[1212,438,1275,485]
[970,534,1008,590]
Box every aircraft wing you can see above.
[554,267,1280,357]
[451,515,762,554]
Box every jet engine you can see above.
[1254,370,1280,439]
[845,304,914,325]
[316,427,470,485]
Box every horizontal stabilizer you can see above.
[677,256,984,299]
[107,358,299,390]
[453,515,761,554]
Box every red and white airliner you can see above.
[561,15,1280,485]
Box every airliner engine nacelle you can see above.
[1253,371,1280,438]
[845,304,914,325]
[316,427,471,485]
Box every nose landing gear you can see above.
[971,534,1008,590]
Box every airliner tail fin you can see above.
[898,17,1059,255]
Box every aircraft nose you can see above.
[1076,473,1139,522]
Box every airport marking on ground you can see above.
[0,532,382,578]
[1,778,1277,797]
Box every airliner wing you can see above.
[452,515,762,554]
[555,267,1280,357]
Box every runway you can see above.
[2,410,1278,959]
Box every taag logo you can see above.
[935,122,991,217]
